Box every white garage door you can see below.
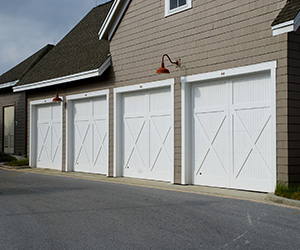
[192,72,274,192]
[122,88,173,181]
[36,103,62,170]
[71,96,108,174]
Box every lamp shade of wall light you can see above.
[52,91,63,102]
[156,54,180,74]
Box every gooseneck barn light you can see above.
[156,54,180,74]
[52,90,63,102]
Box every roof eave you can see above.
[98,0,131,41]
[272,10,300,36]
[0,80,19,90]
[13,57,111,92]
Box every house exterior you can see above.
[97,0,300,192]
[0,45,53,156]
[14,0,300,193]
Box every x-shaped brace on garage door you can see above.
[93,119,107,166]
[37,123,50,161]
[51,124,62,163]
[74,122,92,164]
[195,113,228,176]
[149,115,172,172]
[234,111,272,178]
[124,118,146,169]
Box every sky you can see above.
[0,0,111,75]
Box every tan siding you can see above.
[110,0,288,184]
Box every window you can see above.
[3,106,15,154]
[165,0,192,17]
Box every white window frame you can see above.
[165,0,192,17]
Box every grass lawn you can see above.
[275,182,300,201]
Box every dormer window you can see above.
[165,0,192,17]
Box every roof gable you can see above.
[272,0,300,36]
[15,1,113,90]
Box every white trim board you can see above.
[13,57,111,92]
[0,80,18,89]
[98,0,131,41]
[181,61,277,192]
[113,79,175,183]
[272,11,300,36]
[66,89,110,175]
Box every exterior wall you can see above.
[0,90,27,156]
[109,0,289,184]
[288,30,300,183]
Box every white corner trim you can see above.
[0,80,18,89]
[13,57,111,92]
[272,11,300,36]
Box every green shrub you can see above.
[0,153,16,162]
[6,158,29,167]
[275,182,300,200]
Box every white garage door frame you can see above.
[30,97,64,170]
[114,79,175,183]
[66,90,109,175]
[181,61,277,192]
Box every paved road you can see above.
[0,168,300,250]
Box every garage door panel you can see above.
[74,120,92,170]
[193,80,228,108]
[36,103,62,170]
[72,96,108,174]
[233,106,272,188]
[232,72,270,104]
[193,110,230,185]
[123,115,147,176]
[149,114,172,180]
[192,72,274,192]
[122,87,172,182]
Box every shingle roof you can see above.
[16,1,113,87]
[0,44,54,85]
[272,0,300,27]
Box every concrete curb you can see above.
[265,193,300,208]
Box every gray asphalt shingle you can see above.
[272,0,300,27]
[0,45,54,85]
[16,1,113,86]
